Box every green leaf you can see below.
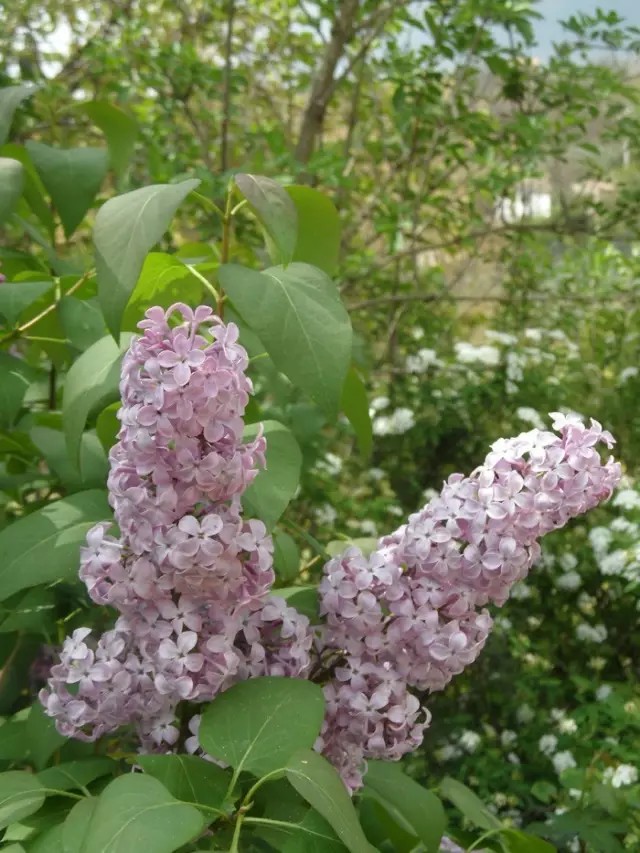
[68,774,204,853]
[62,796,98,853]
[341,367,372,457]
[363,761,446,852]
[286,186,340,276]
[501,829,557,853]
[58,297,107,351]
[358,796,419,852]
[0,142,56,236]
[26,702,66,771]
[0,352,43,428]
[31,427,108,492]
[0,587,55,635]
[62,333,133,464]
[0,158,23,223]
[242,421,302,529]
[121,252,203,332]
[0,771,46,830]
[440,778,501,831]
[82,101,138,179]
[95,403,121,453]
[94,179,200,336]
[274,531,300,582]
[199,677,325,778]
[234,173,297,265]
[136,755,231,813]
[38,760,115,793]
[282,809,349,852]
[219,262,352,415]
[0,280,54,327]
[27,825,63,852]
[0,721,28,760]
[276,586,320,621]
[0,489,111,602]
[285,750,374,853]
[0,84,40,146]
[26,143,108,238]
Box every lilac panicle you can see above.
[317,413,621,789]
[41,304,312,746]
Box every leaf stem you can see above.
[183,263,220,303]
[0,269,94,345]
[230,199,248,217]
[228,767,285,852]
[218,184,235,319]
[467,827,504,851]
[190,191,225,219]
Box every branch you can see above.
[221,0,237,173]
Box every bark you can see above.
[294,0,361,169]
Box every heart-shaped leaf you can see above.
[235,173,297,265]
[242,420,302,529]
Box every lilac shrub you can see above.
[42,306,620,792]
[318,414,621,789]
[41,303,313,748]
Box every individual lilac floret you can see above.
[41,304,313,745]
[318,414,621,789]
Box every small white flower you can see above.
[552,751,577,774]
[612,488,640,510]
[435,744,461,762]
[501,730,517,747]
[596,684,612,701]
[618,366,639,384]
[539,734,558,756]
[369,467,385,481]
[559,553,578,571]
[373,407,416,436]
[317,452,342,476]
[459,730,481,753]
[454,341,500,366]
[405,347,440,374]
[314,504,337,526]
[516,407,545,429]
[516,703,535,724]
[511,582,532,600]
[359,520,377,536]
[486,330,517,345]
[609,764,638,788]
[558,718,578,735]
[589,526,612,557]
[556,571,581,591]
[508,752,520,765]
[576,623,607,643]
[370,396,390,413]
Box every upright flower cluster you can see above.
[317,414,621,789]
[41,304,312,747]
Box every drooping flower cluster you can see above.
[317,413,621,789]
[41,304,312,747]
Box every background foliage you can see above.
[1,0,639,850]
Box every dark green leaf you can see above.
[242,421,302,529]
[94,179,200,336]
[235,173,297,265]
[136,754,231,813]
[0,352,44,428]
[0,280,54,327]
[440,777,501,831]
[82,101,138,179]
[219,262,352,415]
[26,702,66,771]
[501,829,557,853]
[285,750,374,853]
[62,796,98,853]
[0,157,23,223]
[58,297,107,351]
[0,721,28,760]
[121,252,203,332]
[199,677,325,778]
[341,367,372,457]
[282,809,349,852]
[276,586,320,621]
[0,587,55,635]
[95,403,121,453]
[62,333,133,463]
[0,771,46,830]
[286,186,340,276]
[363,761,446,852]
[274,531,300,582]
[0,490,111,602]
[68,774,204,853]
[31,427,108,492]
[26,142,108,237]
[0,84,40,146]
[38,760,115,793]
[0,142,55,236]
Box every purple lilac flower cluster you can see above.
[41,304,312,748]
[317,413,621,789]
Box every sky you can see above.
[535,0,640,55]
